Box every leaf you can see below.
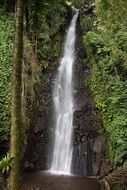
[123,161,127,169]
[114,150,127,163]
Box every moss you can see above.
[0,9,14,157]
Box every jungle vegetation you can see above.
[83,0,127,168]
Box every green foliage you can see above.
[83,0,127,168]
[0,9,14,155]
[65,0,84,8]
[0,154,11,174]
[95,0,127,31]
[123,161,127,169]
[20,2,70,152]
[26,0,68,71]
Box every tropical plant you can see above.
[0,154,12,174]
[83,0,127,168]
[0,9,14,156]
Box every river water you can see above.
[21,171,100,190]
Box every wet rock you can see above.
[71,19,107,176]
[23,60,57,172]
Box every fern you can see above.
[116,142,127,154]
[123,161,127,169]
[0,154,12,174]
[114,150,127,164]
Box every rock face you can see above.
[23,16,108,176]
[71,19,107,176]
[23,60,58,172]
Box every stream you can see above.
[21,171,100,190]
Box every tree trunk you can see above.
[8,0,24,189]
[3,0,7,10]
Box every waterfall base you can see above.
[48,170,73,176]
[21,171,100,190]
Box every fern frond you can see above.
[115,150,127,163]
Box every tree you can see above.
[8,0,24,189]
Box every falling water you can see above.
[50,10,79,174]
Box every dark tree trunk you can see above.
[8,0,24,189]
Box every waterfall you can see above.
[50,11,79,174]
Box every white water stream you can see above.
[50,11,79,174]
